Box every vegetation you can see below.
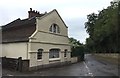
[69,37,85,60]
[85,1,119,53]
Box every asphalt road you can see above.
[2,54,119,77]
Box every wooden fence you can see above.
[2,57,29,72]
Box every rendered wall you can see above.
[28,10,71,67]
[28,42,71,67]
[36,10,68,36]
[2,42,28,59]
[71,57,78,63]
[31,32,69,45]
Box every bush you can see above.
[71,46,85,61]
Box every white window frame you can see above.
[64,49,67,57]
[37,49,43,60]
[49,23,60,33]
[49,49,60,59]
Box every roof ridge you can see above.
[4,18,21,27]
[36,9,56,19]
[36,9,68,28]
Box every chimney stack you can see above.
[28,8,41,18]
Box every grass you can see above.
[93,54,119,65]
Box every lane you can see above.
[2,59,93,76]
[83,62,93,76]
[2,54,119,76]
[3,62,91,76]
[32,62,90,76]
[84,54,119,76]
[36,54,118,76]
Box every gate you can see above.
[2,57,22,71]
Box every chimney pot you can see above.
[28,8,41,18]
[30,8,32,11]
[44,12,47,14]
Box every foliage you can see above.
[85,1,119,53]
[69,37,83,48]
[69,37,85,60]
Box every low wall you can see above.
[71,57,78,63]
[2,56,83,71]
[29,61,71,71]
[94,53,119,58]
[30,56,82,71]
[93,53,119,64]
[2,57,29,72]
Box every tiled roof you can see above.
[1,9,67,43]
[2,17,36,43]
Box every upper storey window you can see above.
[49,23,60,33]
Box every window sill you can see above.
[49,32,60,35]
[37,59,42,61]
[65,57,67,58]
[49,58,60,61]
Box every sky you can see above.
[0,0,112,43]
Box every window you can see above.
[49,23,60,33]
[49,49,60,58]
[53,25,57,33]
[64,49,67,57]
[57,26,60,33]
[49,26,52,32]
[37,49,43,59]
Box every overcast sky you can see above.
[0,0,112,43]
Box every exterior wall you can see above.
[28,42,71,67]
[71,57,78,63]
[30,32,69,45]
[36,10,68,36]
[28,42,71,52]
[28,10,71,67]
[2,42,28,59]
[1,10,71,70]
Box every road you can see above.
[2,54,119,77]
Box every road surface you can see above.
[2,54,119,77]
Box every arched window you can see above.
[49,49,60,58]
[49,23,60,33]
[56,24,60,33]
[53,24,57,33]
[64,49,67,57]
[49,26,52,32]
[37,49,43,59]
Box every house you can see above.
[1,8,71,70]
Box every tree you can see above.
[85,13,98,39]
[69,37,85,60]
[69,37,82,48]
[85,1,119,53]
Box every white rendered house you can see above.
[1,8,71,70]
